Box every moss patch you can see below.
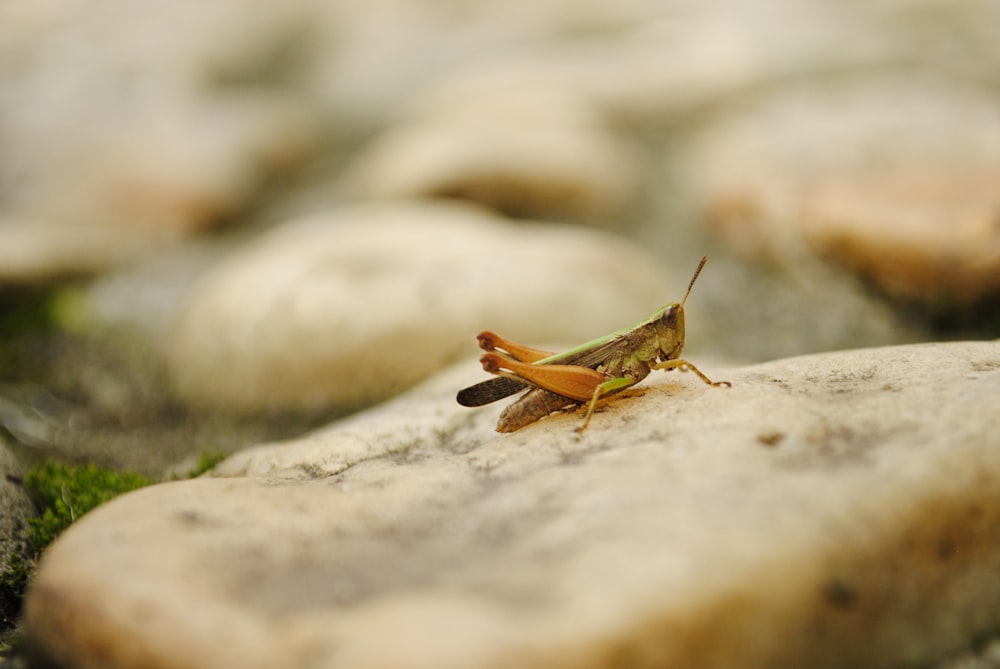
[22,462,154,548]
[179,450,228,479]
[0,461,155,643]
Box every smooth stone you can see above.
[686,76,1000,308]
[301,0,672,133]
[0,216,146,284]
[340,4,878,223]
[403,0,1000,131]
[343,90,640,224]
[163,201,669,412]
[0,94,316,282]
[0,0,318,282]
[24,340,1000,669]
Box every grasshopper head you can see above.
[655,256,706,361]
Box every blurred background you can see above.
[1,0,998,474]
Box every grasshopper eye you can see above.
[656,305,677,321]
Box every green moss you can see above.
[23,462,154,549]
[187,450,228,478]
[0,461,156,638]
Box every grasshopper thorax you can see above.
[652,303,685,361]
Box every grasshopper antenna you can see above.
[680,256,708,308]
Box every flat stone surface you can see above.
[164,201,669,412]
[24,340,1000,669]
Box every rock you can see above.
[301,0,666,132]
[0,441,33,611]
[686,75,1000,309]
[81,236,245,338]
[163,201,670,412]
[0,0,319,282]
[406,6,877,130]
[23,340,1000,669]
[339,2,910,226]
[343,89,640,224]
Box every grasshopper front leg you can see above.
[653,359,731,388]
[579,362,730,432]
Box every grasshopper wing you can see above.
[548,335,623,370]
[456,376,529,407]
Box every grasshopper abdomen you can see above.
[496,388,577,433]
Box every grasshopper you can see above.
[456,256,730,433]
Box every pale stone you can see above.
[395,0,1000,132]
[405,7,866,129]
[24,340,1000,669]
[343,90,640,224]
[686,76,1000,307]
[340,2,896,225]
[0,0,318,281]
[163,201,669,412]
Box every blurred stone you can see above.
[344,90,640,224]
[0,0,319,282]
[24,340,1000,669]
[164,201,669,412]
[339,1,911,226]
[801,168,1000,307]
[872,0,1000,84]
[687,76,1000,309]
[300,0,689,131]
[404,0,1000,131]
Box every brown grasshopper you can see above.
[457,256,730,432]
